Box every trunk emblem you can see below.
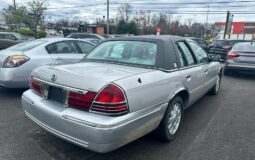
[51,74,57,82]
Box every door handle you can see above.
[185,75,191,79]
[56,57,64,60]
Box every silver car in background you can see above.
[22,36,222,153]
[0,38,95,88]
[224,42,255,75]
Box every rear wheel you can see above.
[210,75,221,95]
[156,96,183,141]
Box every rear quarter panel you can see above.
[114,70,185,113]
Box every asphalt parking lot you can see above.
[0,73,255,160]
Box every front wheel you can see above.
[155,96,183,141]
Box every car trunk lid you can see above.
[233,51,255,64]
[32,62,154,92]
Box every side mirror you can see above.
[208,54,220,62]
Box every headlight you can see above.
[3,55,30,68]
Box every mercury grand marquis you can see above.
[22,35,222,153]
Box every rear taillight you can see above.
[68,91,97,110]
[227,52,240,58]
[3,55,30,68]
[30,77,41,94]
[90,84,128,116]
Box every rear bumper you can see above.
[22,90,167,153]
[0,68,29,88]
[225,62,255,73]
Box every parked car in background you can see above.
[67,33,105,44]
[0,32,28,42]
[100,34,115,39]
[224,42,255,75]
[22,35,222,153]
[0,39,20,50]
[0,38,95,88]
[208,39,252,60]
[187,37,209,51]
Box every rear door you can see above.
[176,41,207,104]
[188,41,217,91]
[45,40,83,64]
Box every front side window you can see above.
[177,42,196,66]
[189,41,209,64]
[46,41,79,54]
[85,41,157,66]
[77,41,94,54]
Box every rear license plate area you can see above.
[48,86,66,104]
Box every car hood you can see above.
[32,62,154,92]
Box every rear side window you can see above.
[177,42,196,66]
[189,41,209,64]
[0,34,6,39]
[46,41,79,54]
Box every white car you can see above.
[0,38,95,88]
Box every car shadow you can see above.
[224,72,255,80]
[0,87,28,97]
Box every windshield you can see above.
[84,41,157,66]
[233,43,255,52]
[5,40,48,51]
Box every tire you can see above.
[155,96,184,142]
[210,75,221,95]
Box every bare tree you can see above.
[118,3,133,22]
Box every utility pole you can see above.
[223,11,230,39]
[13,0,16,9]
[205,5,209,37]
[106,0,109,34]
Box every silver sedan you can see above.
[22,36,222,153]
[0,38,95,88]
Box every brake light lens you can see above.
[3,55,30,68]
[91,84,128,115]
[227,52,240,58]
[30,77,41,94]
[68,91,97,109]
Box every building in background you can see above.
[0,12,8,29]
[215,22,255,40]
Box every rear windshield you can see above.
[212,40,232,46]
[84,41,157,66]
[233,43,255,52]
[5,40,47,51]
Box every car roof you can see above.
[0,32,17,34]
[30,38,95,46]
[106,35,185,42]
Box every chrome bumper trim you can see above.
[25,110,89,148]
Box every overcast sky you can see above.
[1,0,255,24]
